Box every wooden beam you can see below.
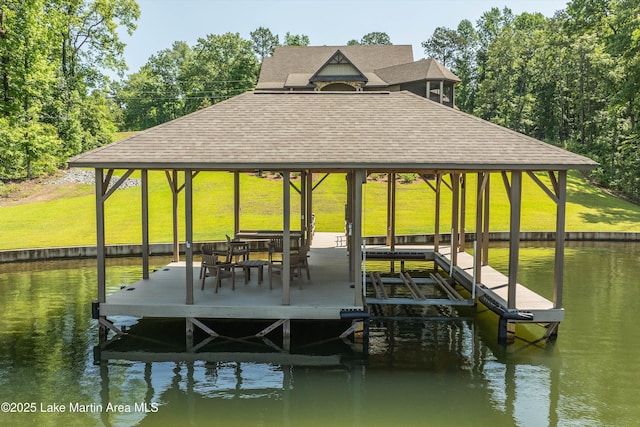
[185,169,194,305]
[289,179,302,195]
[312,173,330,191]
[283,171,291,306]
[166,170,180,262]
[508,171,522,310]
[301,170,306,245]
[255,319,287,338]
[102,169,134,201]
[460,174,466,252]
[306,170,314,244]
[386,173,396,249]
[102,169,114,196]
[353,169,365,306]
[95,168,106,304]
[548,171,559,196]
[554,170,567,309]
[501,171,511,203]
[482,173,491,266]
[526,171,559,204]
[234,171,240,236]
[475,172,484,284]
[451,173,460,266]
[141,169,149,280]
[434,174,441,252]
[420,174,437,192]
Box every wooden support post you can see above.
[483,174,491,266]
[439,80,444,104]
[234,171,240,237]
[283,319,291,352]
[554,170,567,310]
[185,170,194,305]
[386,172,396,250]
[171,170,180,262]
[283,171,291,306]
[460,174,466,252]
[346,172,353,275]
[451,173,460,266]
[475,172,484,285]
[434,174,441,252]
[301,170,307,246]
[306,170,314,245]
[186,318,194,350]
[96,168,107,343]
[141,169,149,279]
[507,171,522,310]
[353,169,365,307]
[95,168,106,305]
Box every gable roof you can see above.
[256,45,414,90]
[309,50,368,83]
[69,91,596,172]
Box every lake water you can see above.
[0,242,638,426]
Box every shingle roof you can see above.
[69,91,597,171]
[256,45,414,90]
[375,58,461,84]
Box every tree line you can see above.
[423,1,640,201]
[0,0,139,179]
[114,29,390,131]
[3,0,640,204]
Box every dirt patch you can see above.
[0,171,92,208]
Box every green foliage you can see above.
[250,26,279,61]
[284,32,310,46]
[360,32,392,45]
[117,33,259,130]
[421,0,640,202]
[0,0,139,180]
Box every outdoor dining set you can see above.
[199,236,310,292]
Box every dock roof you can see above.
[69,91,597,171]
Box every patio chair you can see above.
[297,244,311,280]
[227,234,250,262]
[199,243,227,279]
[268,247,310,290]
[268,237,284,264]
[201,253,235,292]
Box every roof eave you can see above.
[68,160,597,172]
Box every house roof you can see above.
[256,45,414,90]
[69,91,597,172]
[375,58,461,85]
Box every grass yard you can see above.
[1,168,640,250]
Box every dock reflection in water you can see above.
[1,243,639,426]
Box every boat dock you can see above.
[98,233,561,347]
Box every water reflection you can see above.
[1,245,639,426]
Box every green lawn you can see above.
[1,169,640,250]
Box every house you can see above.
[256,45,460,107]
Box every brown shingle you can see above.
[375,58,461,84]
[69,91,597,171]
[256,45,414,90]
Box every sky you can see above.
[119,0,570,76]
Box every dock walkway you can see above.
[436,248,562,322]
